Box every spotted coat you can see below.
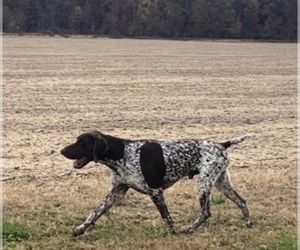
[60,131,252,236]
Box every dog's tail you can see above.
[220,133,253,149]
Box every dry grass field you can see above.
[3,35,297,250]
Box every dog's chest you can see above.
[120,142,149,190]
[106,142,149,192]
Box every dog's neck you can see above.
[101,134,127,160]
[97,134,128,174]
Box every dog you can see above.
[61,131,252,236]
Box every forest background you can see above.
[3,0,297,40]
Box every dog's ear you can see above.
[91,132,109,163]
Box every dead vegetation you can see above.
[3,36,297,249]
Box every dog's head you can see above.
[60,131,109,169]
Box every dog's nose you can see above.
[60,148,66,155]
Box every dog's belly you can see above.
[112,166,188,194]
[161,173,188,190]
[115,173,185,194]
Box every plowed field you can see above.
[3,36,297,250]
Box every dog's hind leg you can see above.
[179,172,216,233]
[215,170,252,227]
[180,155,229,234]
[72,184,129,236]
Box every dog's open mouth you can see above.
[74,157,89,169]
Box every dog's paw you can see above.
[72,227,85,237]
[179,225,195,234]
[168,227,177,235]
[245,219,252,228]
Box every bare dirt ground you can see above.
[3,36,297,249]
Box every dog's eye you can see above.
[79,140,86,149]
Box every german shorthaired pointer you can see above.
[61,131,252,236]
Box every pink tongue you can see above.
[74,157,87,168]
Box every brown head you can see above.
[60,131,109,169]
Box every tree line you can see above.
[3,0,297,40]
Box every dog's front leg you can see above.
[73,184,129,236]
[150,190,175,234]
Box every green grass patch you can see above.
[211,194,227,205]
[3,219,35,242]
[3,207,297,250]
[3,208,169,249]
[266,231,297,250]
[3,208,79,249]
[83,216,168,242]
